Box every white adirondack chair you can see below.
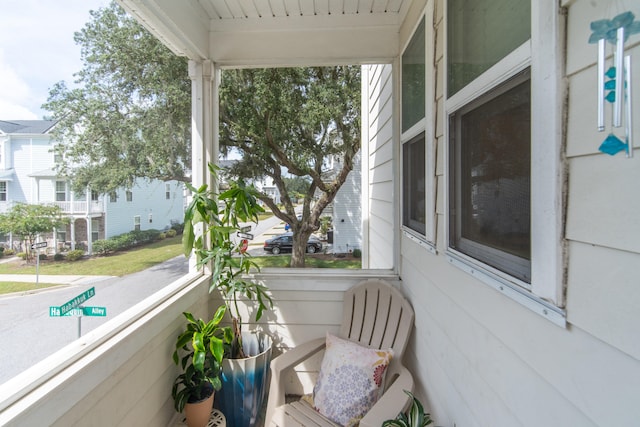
[265,279,415,426]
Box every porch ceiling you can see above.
[118,0,413,67]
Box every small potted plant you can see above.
[382,390,434,427]
[172,305,233,427]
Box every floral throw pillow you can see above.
[312,332,394,426]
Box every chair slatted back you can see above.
[339,279,414,361]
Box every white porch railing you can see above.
[52,200,104,214]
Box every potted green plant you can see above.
[183,163,273,427]
[172,305,233,427]
[382,390,434,427]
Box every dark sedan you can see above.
[263,232,323,255]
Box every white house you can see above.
[0,120,185,254]
[326,151,362,254]
[1,1,639,426]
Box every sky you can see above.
[0,0,111,120]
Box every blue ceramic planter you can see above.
[216,332,272,427]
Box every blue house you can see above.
[0,120,185,254]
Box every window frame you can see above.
[134,215,141,231]
[444,0,565,324]
[400,8,436,251]
[126,190,133,202]
[55,181,67,202]
[0,181,6,202]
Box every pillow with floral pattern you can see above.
[312,332,394,426]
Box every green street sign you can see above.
[49,306,107,317]
[59,287,95,316]
[82,306,107,317]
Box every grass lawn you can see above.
[0,237,184,277]
[252,254,361,269]
[0,282,64,295]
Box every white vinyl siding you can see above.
[361,64,396,269]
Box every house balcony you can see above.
[52,200,104,215]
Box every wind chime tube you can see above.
[614,27,624,127]
[598,38,605,131]
[625,55,633,158]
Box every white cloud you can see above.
[0,0,110,119]
[0,50,38,119]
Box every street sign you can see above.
[236,232,254,240]
[49,306,107,317]
[82,306,107,317]
[59,287,96,316]
[240,225,252,233]
[31,241,47,249]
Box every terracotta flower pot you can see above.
[184,391,214,427]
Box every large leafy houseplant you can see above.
[183,163,272,359]
[382,390,434,427]
[171,305,233,413]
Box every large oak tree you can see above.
[44,2,361,267]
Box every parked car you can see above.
[263,232,323,255]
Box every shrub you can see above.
[158,232,166,240]
[352,248,362,258]
[66,249,85,261]
[93,239,119,255]
[4,249,15,256]
[53,253,65,261]
[166,228,177,238]
[39,253,48,261]
[170,220,184,235]
[17,252,26,260]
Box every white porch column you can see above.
[70,220,76,251]
[86,217,93,255]
[188,59,218,271]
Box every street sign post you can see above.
[31,241,47,285]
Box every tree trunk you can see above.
[290,230,313,268]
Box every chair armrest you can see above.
[359,365,414,427]
[265,337,326,425]
[270,337,326,376]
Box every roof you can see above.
[28,168,58,178]
[0,120,57,135]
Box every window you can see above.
[126,190,133,202]
[445,0,564,320]
[449,70,531,282]
[91,218,100,242]
[134,215,141,231]
[109,192,117,203]
[149,213,153,223]
[0,181,6,201]
[403,133,426,235]
[401,13,435,246]
[447,0,530,97]
[55,181,66,202]
[91,190,99,202]
[402,16,425,133]
[165,183,171,200]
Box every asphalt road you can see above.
[0,255,188,385]
[0,214,289,386]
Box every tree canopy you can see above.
[43,2,361,267]
[220,67,361,267]
[42,1,191,194]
